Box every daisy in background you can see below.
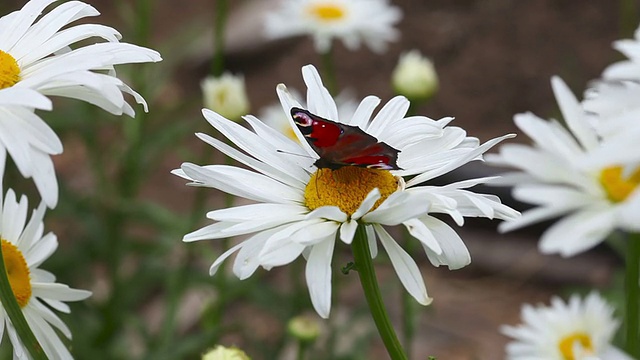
[0,0,162,207]
[487,76,640,257]
[174,64,518,318]
[264,0,402,54]
[600,24,640,81]
[0,178,91,359]
[502,292,632,360]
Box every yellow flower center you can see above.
[599,165,640,203]
[305,167,398,216]
[1,239,32,308]
[0,50,20,89]
[558,332,594,360]
[307,3,346,22]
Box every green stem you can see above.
[351,226,408,360]
[320,49,338,96]
[296,341,308,360]
[620,0,639,39]
[625,233,640,357]
[212,0,228,76]
[0,244,47,360]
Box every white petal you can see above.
[209,241,245,276]
[349,95,380,129]
[31,283,91,302]
[374,225,432,305]
[351,188,381,220]
[302,65,338,120]
[181,163,303,204]
[406,134,516,187]
[366,96,410,138]
[550,77,598,151]
[0,88,51,109]
[305,238,335,318]
[291,221,339,246]
[366,224,378,258]
[207,203,307,222]
[306,206,347,222]
[232,229,281,280]
[403,218,442,255]
[201,109,310,182]
[195,132,307,189]
[419,216,471,270]
[539,208,616,257]
[362,192,430,225]
[339,220,358,244]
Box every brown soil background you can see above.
[3,0,632,358]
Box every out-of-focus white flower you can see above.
[488,77,640,257]
[581,81,640,167]
[0,182,91,359]
[174,64,518,318]
[202,345,250,360]
[265,0,401,54]
[602,24,640,81]
[201,73,250,121]
[501,293,631,360]
[392,50,439,103]
[0,0,162,207]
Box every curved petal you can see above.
[302,65,338,121]
[374,225,431,305]
[419,216,471,270]
[305,238,335,319]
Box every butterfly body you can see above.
[291,108,401,170]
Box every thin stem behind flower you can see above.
[625,234,640,357]
[212,0,228,76]
[352,225,408,360]
[320,49,338,96]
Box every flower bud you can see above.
[287,314,321,343]
[201,73,250,121]
[392,50,438,103]
[202,345,251,360]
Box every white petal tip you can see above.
[419,296,434,306]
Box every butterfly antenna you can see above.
[275,149,315,159]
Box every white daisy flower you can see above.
[0,0,162,207]
[174,64,517,318]
[259,88,357,142]
[487,76,640,257]
[201,72,250,122]
[0,185,91,359]
[264,0,402,54]
[501,292,632,360]
[602,24,640,81]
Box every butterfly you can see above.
[290,107,401,170]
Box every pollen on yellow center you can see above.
[558,332,594,360]
[307,3,346,21]
[599,165,640,203]
[304,167,398,216]
[1,239,32,308]
[0,50,20,89]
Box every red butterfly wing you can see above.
[290,108,400,170]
